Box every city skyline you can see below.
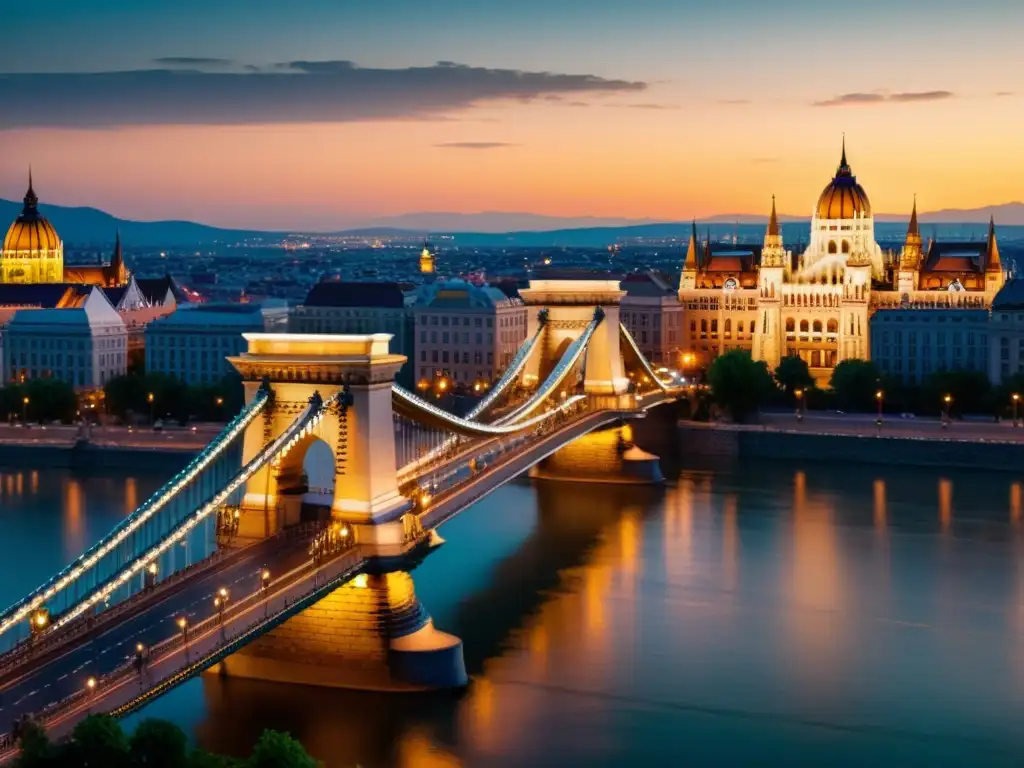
[2,0,1022,231]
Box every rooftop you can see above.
[302,281,408,309]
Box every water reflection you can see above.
[11,460,1024,766]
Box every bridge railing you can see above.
[17,394,332,652]
[0,388,272,650]
[0,541,365,754]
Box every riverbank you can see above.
[0,442,196,471]
[680,419,1024,472]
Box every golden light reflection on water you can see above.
[723,494,738,591]
[939,478,953,532]
[30,470,38,495]
[64,479,84,556]
[1011,482,1021,526]
[873,479,887,533]
[397,729,462,768]
[788,470,845,686]
[125,477,137,514]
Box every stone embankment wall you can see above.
[679,422,1024,472]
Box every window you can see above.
[800,320,809,333]
[828,241,837,254]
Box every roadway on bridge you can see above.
[0,535,310,733]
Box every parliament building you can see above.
[677,142,1005,383]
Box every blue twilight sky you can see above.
[1,0,1022,229]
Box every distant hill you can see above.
[0,199,278,247]
[1,197,1022,249]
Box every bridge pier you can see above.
[208,570,467,692]
[529,423,664,485]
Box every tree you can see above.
[64,714,130,768]
[129,719,188,768]
[13,721,54,768]
[246,731,318,768]
[707,350,775,422]
[774,356,814,397]
[921,369,991,417]
[187,750,243,768]
[829,359,882,412]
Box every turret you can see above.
[898,197,921,294]
[985,216,1005,295]
[761,196,786,269]
[419,237,435,278]
[678,220,699,293]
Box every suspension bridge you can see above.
[0,274,680,759]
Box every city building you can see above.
[870,308,989,385]
[678,141,1006,384]
[419,239,435,277]
[145,301,288,385]
[988,280,1024,383]
[1,174,129,287]
[3,286,127,389]
[620,271,684,366]
[289,281,416,386]
[414,279,527,388]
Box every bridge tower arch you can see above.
[228,333,409,541]
[519,275,631,406]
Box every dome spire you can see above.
[23,166,39,214]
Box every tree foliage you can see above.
[829,359,882,412]
[0,380,78,423]
[103,372,243,425]
[12,718,316,768]
[774,356,814,396]
[707,350,775,422]
[129,719,188,768]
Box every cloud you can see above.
[153,57,234,67]
[618,103,679,110]
[0,61,646,130]
[996,91,1014,97]
[813,90,954,107]
[719,99,750,105]
[434,142,517,150]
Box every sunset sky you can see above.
[1,0,1022,230]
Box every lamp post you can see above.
[177,616,188,659]
[261,568,270,617]
[1013,393,1020,428]
[875,389,884,434]
[147,392,155,425]
[21,396,29,424]
[794,389,804,422]
[942,394,952,428]
[215,587,229,624]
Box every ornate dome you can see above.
[815,141,871,220]
[3,174,61,253]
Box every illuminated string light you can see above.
[0,390,273,638]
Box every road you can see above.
[0,423,220,450]
[756,411,1024,443]
[0,535,311,733]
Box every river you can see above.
[2,459,1023,766]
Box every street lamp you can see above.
[147,392,155,425]
[29,608,49,637]
[177,616,188,657]
[145,562,158,590]
[875,389,884,433]
[21,396,29,424]
[1013,393,1020,427]
[794,389,804,422]
[942,394,953,428]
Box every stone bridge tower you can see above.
[228,333,409,543]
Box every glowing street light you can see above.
[793,388,804,422]
[875,389,884,433]
[147,392,156,424]
[21,396,29,423]
[1013,392,1020,427]
[86,676,96,692]
[942,393,953,428]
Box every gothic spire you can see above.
[840,134,847,169]
[767,195,780,237]
[907,194,919,238]
[987,215,1002,271]
[21,165,39,218]
[683,220,699,271]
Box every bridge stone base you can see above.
[208,571,467,692]
[528,424,664,485]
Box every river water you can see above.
[2,459,1024,766]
